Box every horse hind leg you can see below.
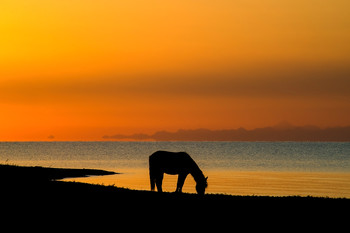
[149,162,163,192]
[155,172,164,192]
[149,156,157,191]
[150,176,156,191]
[149,169,156,191]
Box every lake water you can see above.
[1,142,349,197]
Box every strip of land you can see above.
[1,164,348,207]
[2,164,347,227]
[0,164,117,182]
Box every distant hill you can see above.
[103,125,350,141]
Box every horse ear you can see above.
[205,176,208,181]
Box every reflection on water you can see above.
[1,142,349,198]
[65,169,350,198]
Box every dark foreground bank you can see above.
[1,164,349,216]
[2,164,349,231]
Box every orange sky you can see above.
[1,0,350,141]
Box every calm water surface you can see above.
[1,142,349,197]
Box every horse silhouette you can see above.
[149,151,208,195]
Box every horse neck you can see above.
[190,165,205,184]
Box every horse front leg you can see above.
[176,173,188,193]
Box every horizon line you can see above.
[1,124,350,142]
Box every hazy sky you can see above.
[1,0,350,140]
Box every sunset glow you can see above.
[1,0,350,141]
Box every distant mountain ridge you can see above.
[103,124,350,141]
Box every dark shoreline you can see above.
[2,163,349,227]
[1,164,348,202]
[0,164,117,182]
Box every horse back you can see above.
[149,151,195,174]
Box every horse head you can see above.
[196,176,208,195]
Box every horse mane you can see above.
[188,157,207,186]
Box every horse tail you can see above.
[149,155,156,191]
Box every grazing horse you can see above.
[149,151,208,195]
